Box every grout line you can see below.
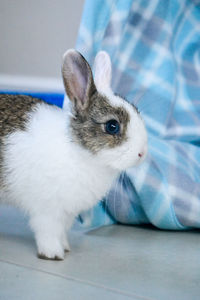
[0,258,156,300]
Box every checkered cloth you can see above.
[76,0,200,230]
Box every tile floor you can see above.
[0,205,199,300]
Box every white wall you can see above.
[0,0,84,92]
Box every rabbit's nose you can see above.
[138,152,143,158]
[138,145,147,159]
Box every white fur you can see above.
[1,50,147,260]
[2,104,118,259]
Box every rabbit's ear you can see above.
[94,51,112,92]
[62,49,96,111]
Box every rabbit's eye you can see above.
[105,119,120,135]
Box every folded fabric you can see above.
[76,0,200,230]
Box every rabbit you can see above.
[0,49,147,260]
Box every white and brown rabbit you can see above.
[0,50,147,260]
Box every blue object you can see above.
[76,0,200,230]
[0,91,64,108]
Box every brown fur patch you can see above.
[70,91,130,153]
[0,94,47,138]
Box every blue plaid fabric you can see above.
[76,0,200,230]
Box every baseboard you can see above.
[0,74,64,93]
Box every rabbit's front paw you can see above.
[30,215,67,260]
[37,239,65,260]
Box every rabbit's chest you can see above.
[59,158,116,214]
